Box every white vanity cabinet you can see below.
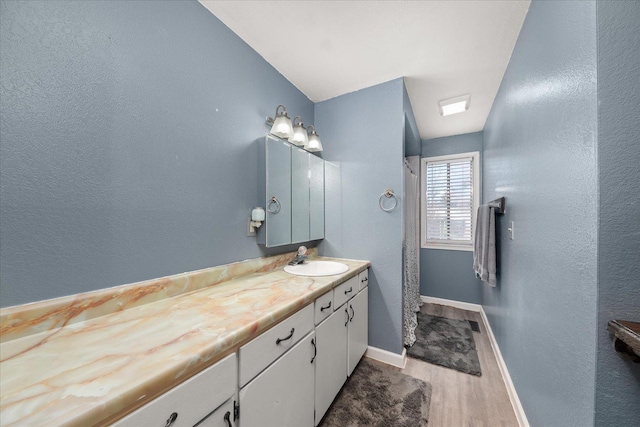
[347,286,369,376]
[113,268,368,427]
[314,305,348,425]
[113,353,237,427]
[314,269,369,425]
[239,332,316,427]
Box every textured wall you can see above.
[595,1,640,425]
[403,81,421,157]
[420,132,483,304]
[316,79,405,355]
[0,0,313,307]
[482,1,598,425]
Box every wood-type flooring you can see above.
[367,303,519,427]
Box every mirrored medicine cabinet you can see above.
[257,134,325,247]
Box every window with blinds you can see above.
[421,152,479,250]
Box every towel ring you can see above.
[267,196,281,214]
[379,189,398,212]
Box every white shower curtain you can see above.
[403,159,423,347]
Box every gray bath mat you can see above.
[407,312,482,376]
[319,358,432,427]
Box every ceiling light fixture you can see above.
[438,94,471,117]
[267,104,293,138]
[289,116,308,147]
[305,125,323,152]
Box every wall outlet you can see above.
[247,218,256,237]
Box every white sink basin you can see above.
[284,261,349,277]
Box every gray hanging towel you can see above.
[473,204,497,286]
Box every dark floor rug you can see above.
[407,312,482,376]
[319,358,432,427]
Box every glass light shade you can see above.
[306,133,323,152]
[271,114,293,139]
[289,117,308,146]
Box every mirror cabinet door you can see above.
[265,136,292,247]
[309,153,325,240]
[291,147,311,244]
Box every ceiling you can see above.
[199,1,530,140]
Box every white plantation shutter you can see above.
[424,156,475,246]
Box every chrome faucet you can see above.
[288,246,308,265]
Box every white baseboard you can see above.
[365,346,407,369]
[420,295,482,312]
[421,295,529,427]
[478,309,529,427]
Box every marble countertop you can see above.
[0,255,369,426]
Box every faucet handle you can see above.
[297,246,308,256]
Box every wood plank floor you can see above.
[371,303,519,427]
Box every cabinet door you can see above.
[265,136,292,247]
[314,309,348,425]
[239,332,315,427]
[291,147,310,244]
[347,287,368,376]
[309,154,324,241]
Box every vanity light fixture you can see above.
[438,94,471,117]
[305,125,323,152]
[267,104,293,139]
[289,116,308,147]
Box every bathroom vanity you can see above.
[0,251,369,427]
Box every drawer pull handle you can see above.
[311,338,317,364]
[276,328,295,345]
[344,287,353,295]
[345,307,349,327]
[350,305,355,322]
[224,411,232,427]
[362,277,368,283]
[164,412,178,427]
[320,301,332,311]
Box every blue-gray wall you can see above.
[420,132,483,304]
[316,79,405,355]
[595,1,640,425]
[0,0,314,307]
[482,1,598,426]
[403,81,421,157]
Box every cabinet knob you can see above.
[164,412,178,427]
[344,287,353,295]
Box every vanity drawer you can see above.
[315,290,334,325]
[358,268,369,291]
[239,303,314,387]
[334,276,358,310]
[113,353,236,427]
[195,398,236,427]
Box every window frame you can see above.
[420,151,480,251]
